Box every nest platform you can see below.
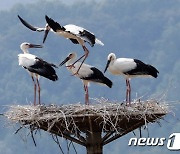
[5,99,168,154]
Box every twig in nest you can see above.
[14,126,23,134]
[156,121,162,127]
[29,125,37,147]
[67,140,77,154]
[71,142,77,154]
[132,131,136,136]
[30,129,37,147]
[146,124,149,137]
[51,134,65,154]
[68,140,72,152]
[66,139,70,154]
[139,127,142,138]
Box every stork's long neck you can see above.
[65,57,76,67]
[22,48,29,54]
[109,59,114,67]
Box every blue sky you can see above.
[0,0,77,10]
[0,0,35,10]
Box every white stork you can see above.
[17,15,104,74]
[59,53,112,105]
[45,15,104,74]
[104,53,159,105]
[18,42,58,105]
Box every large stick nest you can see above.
[5,98,168,135]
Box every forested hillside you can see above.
[0,0,179,154]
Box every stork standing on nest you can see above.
[104,53,159,105]
[17,15,104,74]
[18,42,58,105]
[60,53,112,105]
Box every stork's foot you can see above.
[85,101,89,105]
[125,101,131,106]
[71,71,79,76]
[66,64,75,69]
[127,103,131,106]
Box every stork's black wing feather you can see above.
[28,57,58,81]
[69,38,79,44]
[79,30,95,47]
[125,59,159,78]
[45,15,65,32]
[35,57,58,68]
[18,15,37,31]
[81,67,112,88]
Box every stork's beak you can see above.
[29,44,43,48]
[43,25,50,43]
[59,57,70,66]
[104,60,110,73]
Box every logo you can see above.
[128,133,180,151]
[167,133,180,150]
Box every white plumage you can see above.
[18,53,37,67]
[106,58,137,76]
[19,42,58,105]
[60,53,112,105]
[63,24,104,46]
[104,53,159,105]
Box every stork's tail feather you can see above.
[48,74,58,81]
[95,38,104,46]
[147,65,159,78]
[103,76,113,88]
[35,70,58,81]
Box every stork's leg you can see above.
[126,79,131,106]
[71,54,86,66]
[73,45,89,75]
[127,79,131,105]
[77,46,89,73]
[36,78,41,105]
[84,85,89,105]
[67,45,88,69]
[126,79,129,105]
[84,85,87,105]
[66,54,85,70]
[86,86,89,105]
[31,76,36,106]
[82,45,89,53]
